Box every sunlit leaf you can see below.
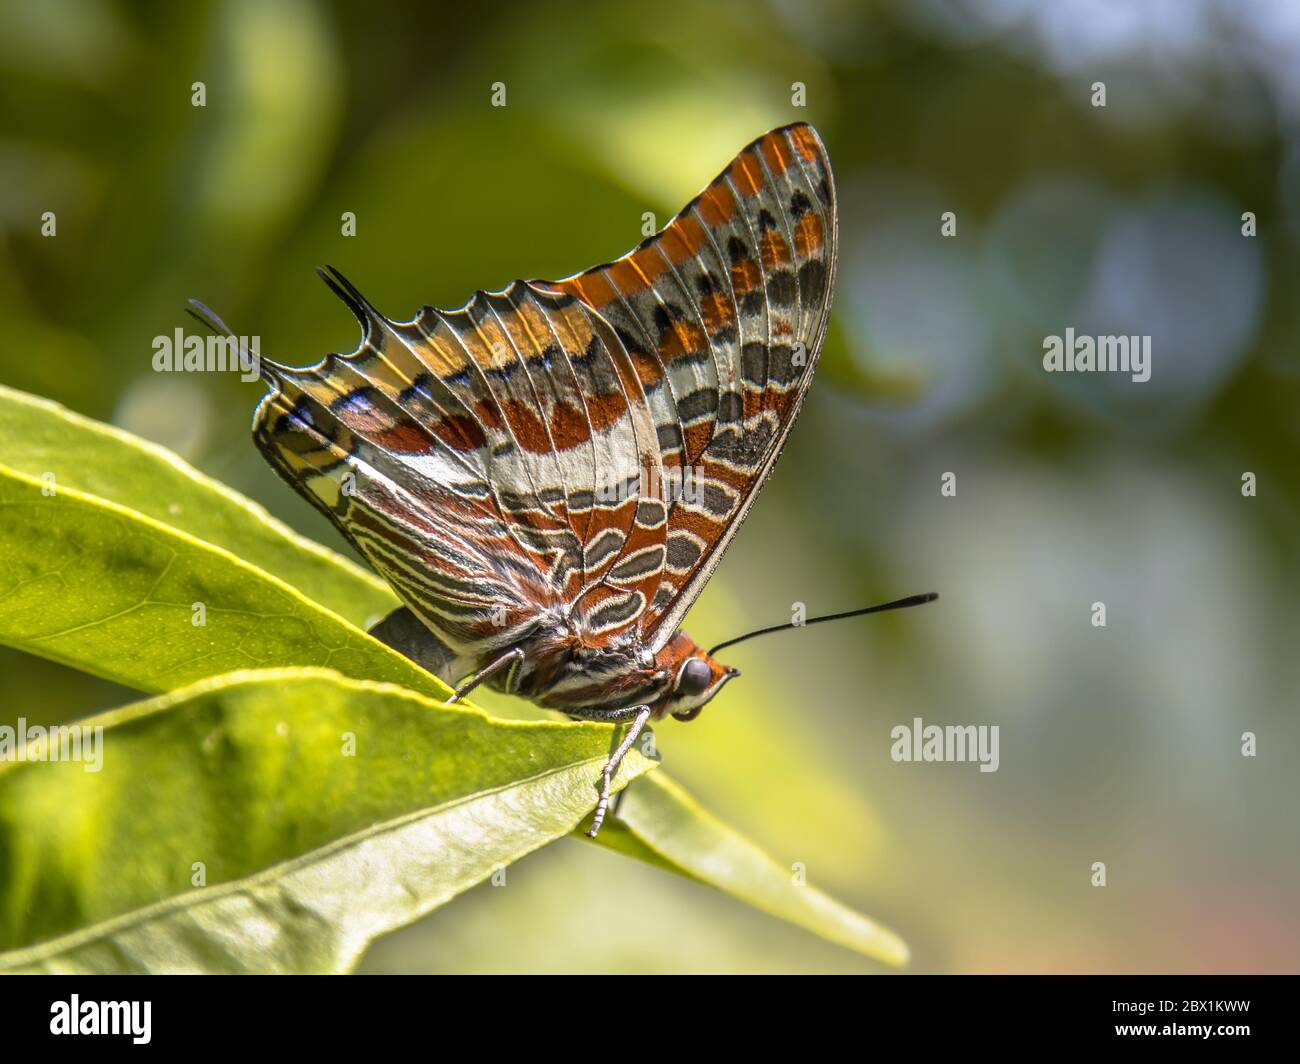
[0,384,396,628]
[0,669,656,973]
[0,464,438,699]
[585,773,909,967]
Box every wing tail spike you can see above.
[317,264,386,347]
[185,298,235,339]
[186,298,283,387]
[316,264,368,310]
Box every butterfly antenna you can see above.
[708,592,938,657]
[185,298,281,386]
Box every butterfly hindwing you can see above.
[252,278,666,674]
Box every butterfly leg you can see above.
[446,647,524,704]
[584,705,653,839]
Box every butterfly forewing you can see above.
[252,122,836,678]
[540,122,836,647]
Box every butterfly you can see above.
[194,122,908,837]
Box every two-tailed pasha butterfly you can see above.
[191,123,935,836]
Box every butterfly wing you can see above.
[252,122,835,676]
[538,121,837,650]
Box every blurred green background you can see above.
[2,0,1298,973]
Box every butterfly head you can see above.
[657,632,739,722]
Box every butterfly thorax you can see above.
[503,626,737,722]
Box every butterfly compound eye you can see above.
[677,658,713,696]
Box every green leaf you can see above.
[0,668,656,973]
[0,392,908,971]
[0,384,396,629]
[0,463,444,700]
[587,774,909,968]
